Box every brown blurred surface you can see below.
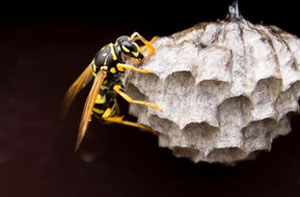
[1,1,300,197]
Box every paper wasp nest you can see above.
[124,3,300,164]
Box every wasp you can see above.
[61,32,161,151]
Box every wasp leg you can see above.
[131,32,156,58]
[116,63,153,74]
[127,36,158,64]
[102,108,159,136]
[140,36,157,55]
[113,84,162,112]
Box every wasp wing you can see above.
[60,60,94,119]
[75,69,107,151]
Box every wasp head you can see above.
[116,36,144,61]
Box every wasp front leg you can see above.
[140,36,157,56]
[113,84,162,112]
[131,32,157,58]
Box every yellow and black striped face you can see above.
[117,36,144,60]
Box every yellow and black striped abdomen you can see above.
[92,85,120,119]
[92,93,106,116]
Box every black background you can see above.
[1,0,300,196]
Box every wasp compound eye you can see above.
[121,41,135,53]
[121,42,132,53]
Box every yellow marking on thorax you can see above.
[101,66,108,71]
[109,43,118,61]
[103,53,109,65]
[102,53,107,56]
[93,65,108,77]
[110,67,117,73]
[95,94,106,104]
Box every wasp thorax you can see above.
[124,2,300,165]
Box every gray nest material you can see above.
[124,2,300,165]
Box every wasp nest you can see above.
[124,2,300,165]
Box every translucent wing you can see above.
[75,69,107,151]
[60,60,94,119]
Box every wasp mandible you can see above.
[61,32,161,151]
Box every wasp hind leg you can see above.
[101,108,159,136]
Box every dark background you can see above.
[1,0,300,196]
